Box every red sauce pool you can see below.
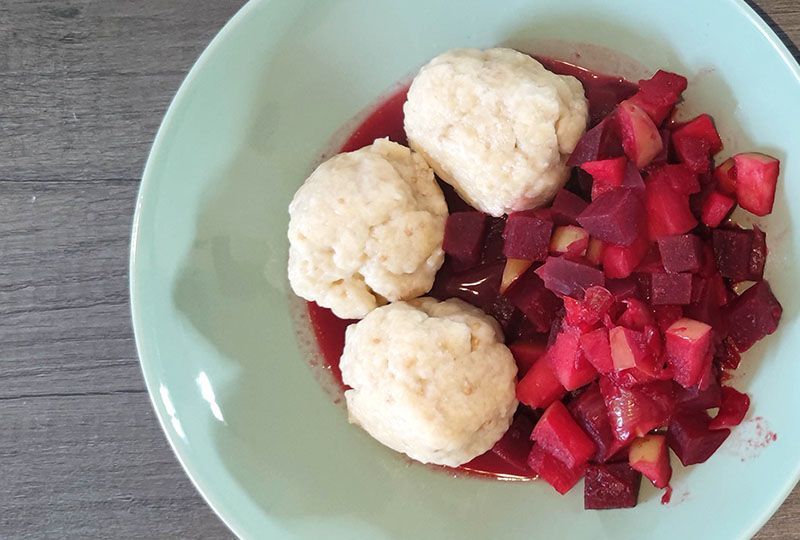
[306,56,638,479]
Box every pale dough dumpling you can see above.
[404,47,589,217]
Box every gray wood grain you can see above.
[0,0,796,538]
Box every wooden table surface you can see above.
[0,1,797,538]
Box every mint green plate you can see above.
[131,1,800,538]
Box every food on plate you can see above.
[340,297,517,467]
[404,48,589,217]
[289,46,784,510]
[287,138,447,319]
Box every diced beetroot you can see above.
[673,135,711,174]
[701,191,736,228]
[527,444,586,495]
[580,327,614,374]
[502,212,553,261]
[551,189,589,225]
[442,212,487,269]
[645,178,698,239]
[734,152,780,216]
[712,228,753,282]
[748,225,767,281]
[581,157,627,200]
[586,238,605,266]
[667,409,730,466]
[617,298,656,331]
[695,360,715,391]
[606,277,640,301]
[672,114,723,155]
[532,401,597,468]
[600,378,676,442]
[650,272,693,305]
[725,280,782,352]
[709,387,750,429]
[577,188,645,246]
[569,384,629,462]
[714,157,737,196]
[653,305,684,332]
[564,286,615,327]
[509,340,547,377]
[649,163,701,195]
[516,355,567,409]
[603,234,651,279]
[567,117,623,167]
[609,326,650,371]
[500,258,533,294]
[550,225,590,258]
[491,413,535,472]
[535,257,605,299]
[716,338,742,371]
[634,245,665,274]
[584,463,642,510]
[665,318,713,388]
[676,376,722,410]
[430,261,503,310]
[622,161,646,193]
[657,234,703,274]
[617,101,663,168]
[629,70,688,125]
[629,434,672,488]
[545,326,599,391]
[504,268,561,333]
[481,216,509,264]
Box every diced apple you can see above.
[500,258,533,294]
[586,238,605,266]
[629,434,672,488]
[714,158,737,195]
[600,378,676,442]
[531,401,597,468]
[580,327,614,374]
[617,298,656,331]
[701,191,736,228]
[617,101,664,168]
[609,326,646,371]
[709,387,750,429]
[545,326,599,390]
[516,354,566,409]
[665,318,713,388]
[550,225,590,257]
[581,157,627,200]
[733,152,780,216]
[564,286,615,327]
[602,234,651,279]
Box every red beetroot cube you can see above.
[586,238,605,266]
[629,70,688,125]
[654,305,684,332]
[617,298,657,331]
[503,212,553,261]
[602,234,651,280]
[567,117,623,167]
[581,157,627,200]
[491,413,535,472]
[564,286,615,327]
[645,178,698,239]
[617,101,663,168]
[709,387,750,429]
[535,257,605,299]
[442,212,488,269]
[606,277,640,301]
[667,409,730,466]
[430,261,503,310]
[651,272,693,305]
[701,190,736,227]
[509,341,546,377]
[584,463,642,509]
[749,225,767,281]
[714,157,738,195]
[532,401,597,468]
[672,114,723,155]
[580,327,614,374]
[551,189,589,226]
[676,376,722,410]
[516,355,566,409]
[717,337,743,370]
[629,434,672,488]
[649,163,701,195]
[569,384,629,462]
[504,268,561,333]
[623,161,646,193]
[546,326,599,390]
[600,378,676,442]
[665,318,713,388]
[527,444,586,495]
[657,234,704,274]
[673,135,712,174]
[734,152,780,216]
[712,228,754,281]
[725,280,782,352]
[577,188,645,246]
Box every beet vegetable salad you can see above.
[286,48,783,510]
